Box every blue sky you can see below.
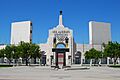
[0,0,120,44]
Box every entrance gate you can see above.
[52,48,69,68]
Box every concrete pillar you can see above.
[98,59,101,66]
[69,58,71,66]
[20,57,22,64]
[54,52,56,66]
[39,58,41,66]
[112,58,114,65]
[90,59,92,66]
[13,59,15,67]
[4,57,7,63]
[80,57,83,66]
[46,55,50,66]
[117,58,120,64]
[107,57,110,65]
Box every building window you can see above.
[30,22,32,26]
[30,30,32,33]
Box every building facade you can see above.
[0,11,111,67]
[11,21,32,45]
[89,21,111,45]
[39,11,111,67]
[39,11,76,67]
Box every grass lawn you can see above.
[109,65,120,68]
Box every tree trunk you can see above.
[113,58,117,65]
[25,58,28,66]
[94,59,96,66]
[14,59,18,66]
[8,59,12,65]
[1,57,4,63]
[39,58,41,66]
[8,61,11,65]
[34,57,36,64]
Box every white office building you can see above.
[89,21,111,45]
[10,21,32,45]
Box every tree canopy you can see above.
[84,48,102,60]
[84,48,103,65]
[103,41,120,65]
[0,41,41,66]
[0,49,5,58]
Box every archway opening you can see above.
[75,51,81,64]
[56,43,66,48]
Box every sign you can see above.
[52,30,70,34]
[55,34,68,41]
[53,30,70,42]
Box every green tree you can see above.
[30,43,41,64]
[17,41,41,66]
[4,45,13,64]
[17,41,31,66]
[94,50,102,65]
[11,45,19,64]
[104,41,120,65]
[3,45,18,65]
[0,49,5,58]
[84,48,102,66]
[0,49,5,63]
[1,41,41,66]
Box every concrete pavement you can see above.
[0,66,120,80]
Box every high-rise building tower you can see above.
[11,21,32,45]
[89,21,111,45]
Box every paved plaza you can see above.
[0,66,120,80]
